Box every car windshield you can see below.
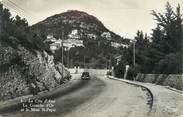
[82,72,89,76]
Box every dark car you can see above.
[81,72,90,80]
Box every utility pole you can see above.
[133,41,136,66]
[84,56,85,69]
[61,29,64,79]
[132,40,136,81]
[106,59,108,69]
[182,29,183,91]
[67,48,70,68]
[109,56,112,70]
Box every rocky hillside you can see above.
[32,10,130,45]
[0,4,71,101]
[0,37,71,101]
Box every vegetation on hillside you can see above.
[0,4,49,53]
[0,3,71,99]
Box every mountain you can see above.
[32,10,130,69]
[32,10,129,45]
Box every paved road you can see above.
[108,77,183,117]
[2,75,151,117]
[141,83,183,117]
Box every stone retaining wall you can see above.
[136,74,183,90]
[69,68,108,76]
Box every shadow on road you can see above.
[1,76,106,117]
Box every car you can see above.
[81,72,90,80]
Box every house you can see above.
[101,32,111,40]
[114,55,122,65]
[63,39,83,48]
[46,34,84,53]
[68,29,80,39]
[111,42,129,48]
[45,35,57,43]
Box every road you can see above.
[140,82,183,117]
[2,74,151,117]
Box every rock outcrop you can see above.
[0,39,71,101]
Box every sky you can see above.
[1,0,183,38]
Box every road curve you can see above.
[3,75,151,117]
[108,76,183,117]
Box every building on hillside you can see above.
[111,42,129,48]
[45,35,57,43]
[50,43,61,52]
[45,35,62,53]
[63,39,83,49]
[87,33,97,40]
[49,40,62,53]
[101,32,111,40]
[114,55,122,65]
[68,29,80,39]
[45,34,84,53]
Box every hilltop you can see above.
[32,10,130,45]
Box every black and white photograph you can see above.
[0,0,183,117]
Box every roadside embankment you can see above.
[136,74,183,91]
[0,43,71,102]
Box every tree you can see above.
[143,26,165,73]
[134,31,150,66]
[151,2,182,53]
[114,30,150,78]
[15,15,28,27]
[144,2,183,74]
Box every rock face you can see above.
[0,39,70,101]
